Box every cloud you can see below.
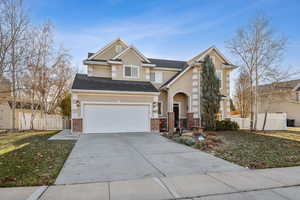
[54,0,262,70]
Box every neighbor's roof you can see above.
[259,79,300,93]
[72,74,159,93]
[8,101,41,110]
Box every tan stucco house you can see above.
[258,79,300,127]
[71,38,237,134]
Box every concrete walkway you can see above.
[2,166,300,200]
[55,132,244,184]
[48,129,79,140]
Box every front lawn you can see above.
[207,131,300,169]
[0,130,75,187]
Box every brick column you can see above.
[187,112,194,130]
[72,118,82,133]
[151,118,160,132]
[168,112,174,134]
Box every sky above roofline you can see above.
[27,0,300,79]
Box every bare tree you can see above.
[22,22,72,129]
[235,68,251,118]
[0,0,29,130]
[227,15,287,131]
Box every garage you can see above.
[83,103,151,133]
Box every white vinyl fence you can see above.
[231,113,287,130]
[18,112,63,130]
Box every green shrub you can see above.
[175,136,196,146]
[216,120,239,131]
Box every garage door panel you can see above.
[84,104,150,133]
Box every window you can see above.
[150,71,163,83]
[158,102,162,115]
[124,65,139,78]
[216,71,223,89]
[116,45,123,53]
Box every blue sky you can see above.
[27,0,300,76]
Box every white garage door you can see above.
[83,104,150,133]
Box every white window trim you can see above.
[123,64,140,79]
[150,71,163,83]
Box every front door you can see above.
[173,103,179,128]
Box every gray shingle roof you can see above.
[148,58,187,69]
[72,74,159,93]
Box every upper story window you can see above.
[116,45,123,53]
[216,70,223,89]
[124,65,139,79]
[150,71,163,83]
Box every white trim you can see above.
[150,71,163,83]
[107,60,122,65]
[123,64,140,79]
[81,101,152,133]
[83,60,109,65]
[154,67,181,71]
[88,38,128,60]
[142,63,156,67]
[71,89,159,95]
[112,45,151,63]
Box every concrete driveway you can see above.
[55,132,244,184]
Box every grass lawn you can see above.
[0,130,75,187]
[207,130,300,169]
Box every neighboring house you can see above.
[71,38,237,134]
[258,79,300,127]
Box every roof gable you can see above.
[187,46,232,65]
[112,46,151,63]
[88,38,128,60]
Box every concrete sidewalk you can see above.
[2,166,300,200]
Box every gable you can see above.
[113,46,151,63]
[168,67,193,94]
[187,46,232,66]
[120,48,145,66]
[89,38,128,60]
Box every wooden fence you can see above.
[18,112,63,130]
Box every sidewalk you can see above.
[2,166,300,200]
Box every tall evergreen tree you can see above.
[200,55,221,130]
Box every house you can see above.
[71,38,237,134]
[258,79,300,127]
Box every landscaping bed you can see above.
[0,130,75,187]
[163,130,300,169]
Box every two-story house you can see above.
[71,38,237,134]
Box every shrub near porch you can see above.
[0,130,75,187]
